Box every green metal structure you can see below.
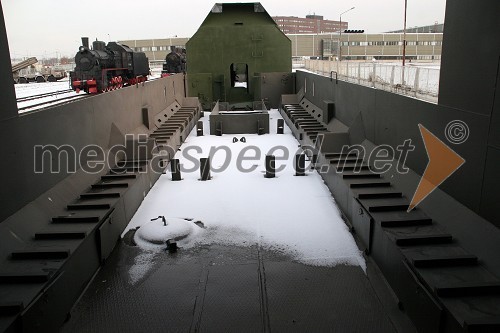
[186,3,292,110]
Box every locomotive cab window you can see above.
[230,63,248,89]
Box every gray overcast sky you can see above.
[3,0,446,58]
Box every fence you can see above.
[303,60,440,103]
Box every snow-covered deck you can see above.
[125,109,364,269]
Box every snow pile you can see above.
[125,110,365,269]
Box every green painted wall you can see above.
[187,3,292,109]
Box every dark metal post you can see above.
[166,239,177,253]
[265,155,276,178]
[197,121,203,136]
[200,158,211,181]
[216,122,222,136]
[171,159,181,181]
[402,0,408,68]
[277,119,284,134]
[295,154,306,176]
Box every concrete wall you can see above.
[0,75,186,223]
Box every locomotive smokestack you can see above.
[81,37,89,49]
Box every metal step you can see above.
[369,204,409,212]
[435,281,500,297]
[119,160,149,166]
[325,152,358,159]
[110,167,143,174]
[0,272,52,284]
[101,174,136,181]
[334,165,371,172]
[411,254,478,268]
[35,231,87,240]
[80,192,121,200]
[380,218,433,227]
[92,183,129,189]
[11,249,70,260]
[349,181,391,188]
[0,302,23,316]
[358,191,402,199]
[395,234,453,246]
[343,172,380,179]
[52,216,100,223]
[67,203,111,210]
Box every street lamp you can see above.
[402,0,408,67]
[338,6,355,62]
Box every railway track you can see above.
[16,89,74,103]
[17,94,90,112]
[16,77,160,113]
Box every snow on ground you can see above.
[15,79,80,112]
[15,74,160,112]
[124,110,365,273]
[14,79,71,99]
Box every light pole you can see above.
[402,0,407,67]
[338,6,355,62]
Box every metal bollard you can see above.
[215,122,223,136]
[200,157,211,181]
[197,121,203,136]
[277,119,284,134]
[171,159,182,181]
[265,155,276,178]
[295,154,306,176]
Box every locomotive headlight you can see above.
[79,46,85,53]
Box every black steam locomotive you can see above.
[70,37,150,93]
[161,47,186,77]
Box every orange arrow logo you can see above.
[408,124,466,212]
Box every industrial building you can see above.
[119,37,190,63]
[387,22,444,34]
[272,14,347,34]
[121,31,442,63]
[291,32,443,60]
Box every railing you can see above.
[303,60,440,104]
[292,58,306,69]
